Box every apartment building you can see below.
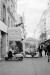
[8,14,25,53]
[0,0,7,59]
[46,0,50,39]
[7,0,16,27]
[0,0,16,59]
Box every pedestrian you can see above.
[38,44,42,57]
[44,46,47,57]
[8,48,13,59]
[46,43,50,62]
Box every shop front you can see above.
[8,27,23,54]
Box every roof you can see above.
[41,39,50,45]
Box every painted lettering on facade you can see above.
[8,27,21,41]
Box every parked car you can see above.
[25,50,37,57]
[25,47,38,57]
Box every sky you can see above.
[17,0,49,39]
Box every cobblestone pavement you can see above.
[0,56,50,75]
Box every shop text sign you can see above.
[8,27,21,41]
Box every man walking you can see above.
[38,44,42,57]
[47,43,50,62]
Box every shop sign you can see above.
[8,27,21,41]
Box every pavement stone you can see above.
[0,57,50,75]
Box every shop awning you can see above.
[0,20,8,33]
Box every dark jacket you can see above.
[38,45,42,52]
[8,51,13,58]
[47,45,50,52]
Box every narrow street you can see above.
[0,56,50,75]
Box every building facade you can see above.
[0,0,8,59]
[8,14,26,53]
[0,0,26,58]
[6,0,16,27]
[40,0,50,41]
[15,14,26,40]
[39,10,47,42]
[46,0,50,39]
[0,0,16,59]
[35,9,48,43]
[0,0,16,26]
[36,0,50,43]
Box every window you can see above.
[8,16,10,27]
[3,4,6,24]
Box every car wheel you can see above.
[19,59,22,61]
[16,57,17,59]
[31,55,34,58]
[5,57,9,61]
[19,57,23,61]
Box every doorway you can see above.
[9,41,23,53]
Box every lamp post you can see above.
[34,29,36,51]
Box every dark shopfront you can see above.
[9,41,23,53]
[16,41,23,52]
